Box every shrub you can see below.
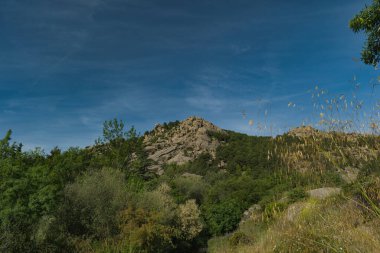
[228,231,251,246]
[203,199,244,235]
[288,188,308,203]
[118,207,177,253]
[172,175,209,203]
[178,199,203,240]
[60,167,128,239]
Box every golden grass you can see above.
[209,196,380,253]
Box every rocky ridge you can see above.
[288,125,319,137]
[144,116,224,174]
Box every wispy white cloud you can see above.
[230,44,251,55]
[185,85,224,112]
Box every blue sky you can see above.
[0,0,377,150]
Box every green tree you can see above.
[350,0,380,66]
[0,130,22,159]
[96,118,137,145]
[93,119,149,176]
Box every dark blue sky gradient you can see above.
[0,0,377,150]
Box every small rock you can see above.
[340,167,359,183]
[286,202,306,222]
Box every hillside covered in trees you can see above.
[2,1,380,252]
[1,117,380,252]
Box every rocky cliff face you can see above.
[144,116,224,174]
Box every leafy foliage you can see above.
[350,0,380,66]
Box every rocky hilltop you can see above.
[144,116,224,174]
[288,125,319,137]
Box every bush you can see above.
[116,185,204,253]
[118,207,177,253]
[172,175,209,203]
[288,188,308,203]
[60,167,128,239]
[203,199,244,235]
[178,199,203,240]
[228,231,251,246]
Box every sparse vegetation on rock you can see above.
[144,116,224,174]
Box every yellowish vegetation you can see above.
[209,196,380,253]
[208,84,380,253]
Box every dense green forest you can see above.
[2,118,380,252]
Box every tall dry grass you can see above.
[209,78,380,253]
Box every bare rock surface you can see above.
[240,204,262,224]
[144,116,224,174]
[286,202,307,222]
[307,187,341,199]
